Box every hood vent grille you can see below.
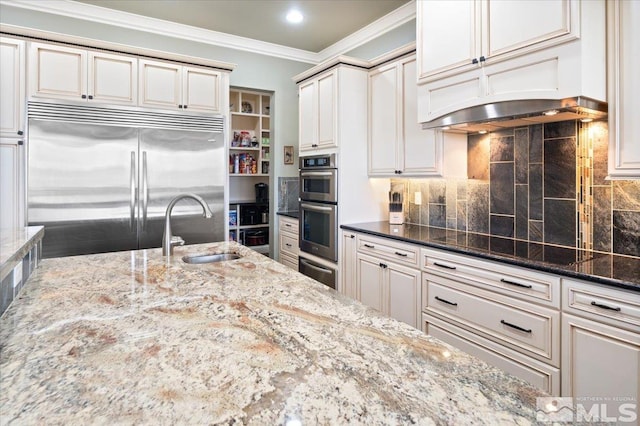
[422,97,607,133]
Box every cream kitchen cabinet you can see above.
[417,0,580,83]
[298,69,336,152]
[354,234,421,328]
[340,230,357,299]
[29,42,137,105]
[607,0,640,179]
[1,37,26,138]
[368,54,466,177]
[421,247,561,395]
[139,59,224,113]
[561,279,640,405]
[278,215,299,271]
[0,138,24,230]
[416,0,606,123]
[297,63,368,154]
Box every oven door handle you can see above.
[300,258,334,274]
[301,203,334,212]
[300,171,334,177]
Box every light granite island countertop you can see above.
[1,242,544,425]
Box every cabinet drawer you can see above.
[424,313,560,395]
[563,279,640,332]
[280,233,298,257]
[422,248,560,308]
[279,216,299,237]
[425,275,559,365]
[357,234,418,268]
[279,252,298,271]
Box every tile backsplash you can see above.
[278,177,299,212]
[392,120,640,257]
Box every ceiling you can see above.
[72,0,410,53]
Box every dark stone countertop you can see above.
[277,210,299,219]
[341,221,640,293]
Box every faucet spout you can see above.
[163,193,214,256]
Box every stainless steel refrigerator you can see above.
[27,101,226,258]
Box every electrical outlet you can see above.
[414,192,422,205]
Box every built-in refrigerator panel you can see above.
[28,120,140,258]
[137,128,225,249]
[27,100,227,258]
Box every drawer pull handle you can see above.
[434,262,456,270]
[590,301,621,312]
[500,278,532,289]
[435,296,457,306]
[285,224,292,227]
[395,251,408,257]
[364,244,375,249]
[500,320,532,334]
[285,243,291,247]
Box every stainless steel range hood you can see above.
[422,97,607,133]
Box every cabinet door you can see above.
[607,0,640,178]
[139,59,181,110]
[368,63,399,176]
[182,66,222,113]
[402,59,442,176]
[0,38,25,138]
[483,0,576,60]
[0,138,23,229]
[341,231,357,299]
[29,42,86,101]
[356,253,384,313]
[316,70,336,149]
[88,51,137,105]
[417,0,480,82]
[561,313,639,407]
[386,262,421,328]
[298,79,316,151]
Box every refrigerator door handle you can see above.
[142,151,149,230]
[129,151,136,231]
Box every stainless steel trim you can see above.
[422,97,608,130]
[300,171,334,177]
[300,258,333,274]
[28,100,224,132]
[129,151,136,231]
[299,153,337,169]
[300,203,333,212]
[142,151,148,230]
[298,256,337,289]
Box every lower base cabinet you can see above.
[356,253,421,329]
[278,216,298,270]
[562,313,639,402]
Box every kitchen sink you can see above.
[182,253,241,264]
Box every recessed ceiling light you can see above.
[286,9,304,24]
[543,110,559,116]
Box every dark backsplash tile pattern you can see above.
[277,177,299,212]
[392,120,640,259]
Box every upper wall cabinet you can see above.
[139,59,224,114]
[29,42,137,105]
[416,0,606,123]
[417,0,578,83]
[607,0,640,179]
[298,69,337,152]
[368,54,466,177]
[0,37,26,138]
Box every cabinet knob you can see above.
[81,94,87,99]
[17,130,23,136]
[472,58,479,64]
[88,95,94,100]
[350,234,355,239]
[178,105,183,109]
[479,56,486,63]
[17,140,24,146]
[183,105,188,109]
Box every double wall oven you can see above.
[298,154,338,289]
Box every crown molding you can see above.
[0,0,416,65]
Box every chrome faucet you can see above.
[163,193,213,256]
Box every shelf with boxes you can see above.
[229,89,271,176]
